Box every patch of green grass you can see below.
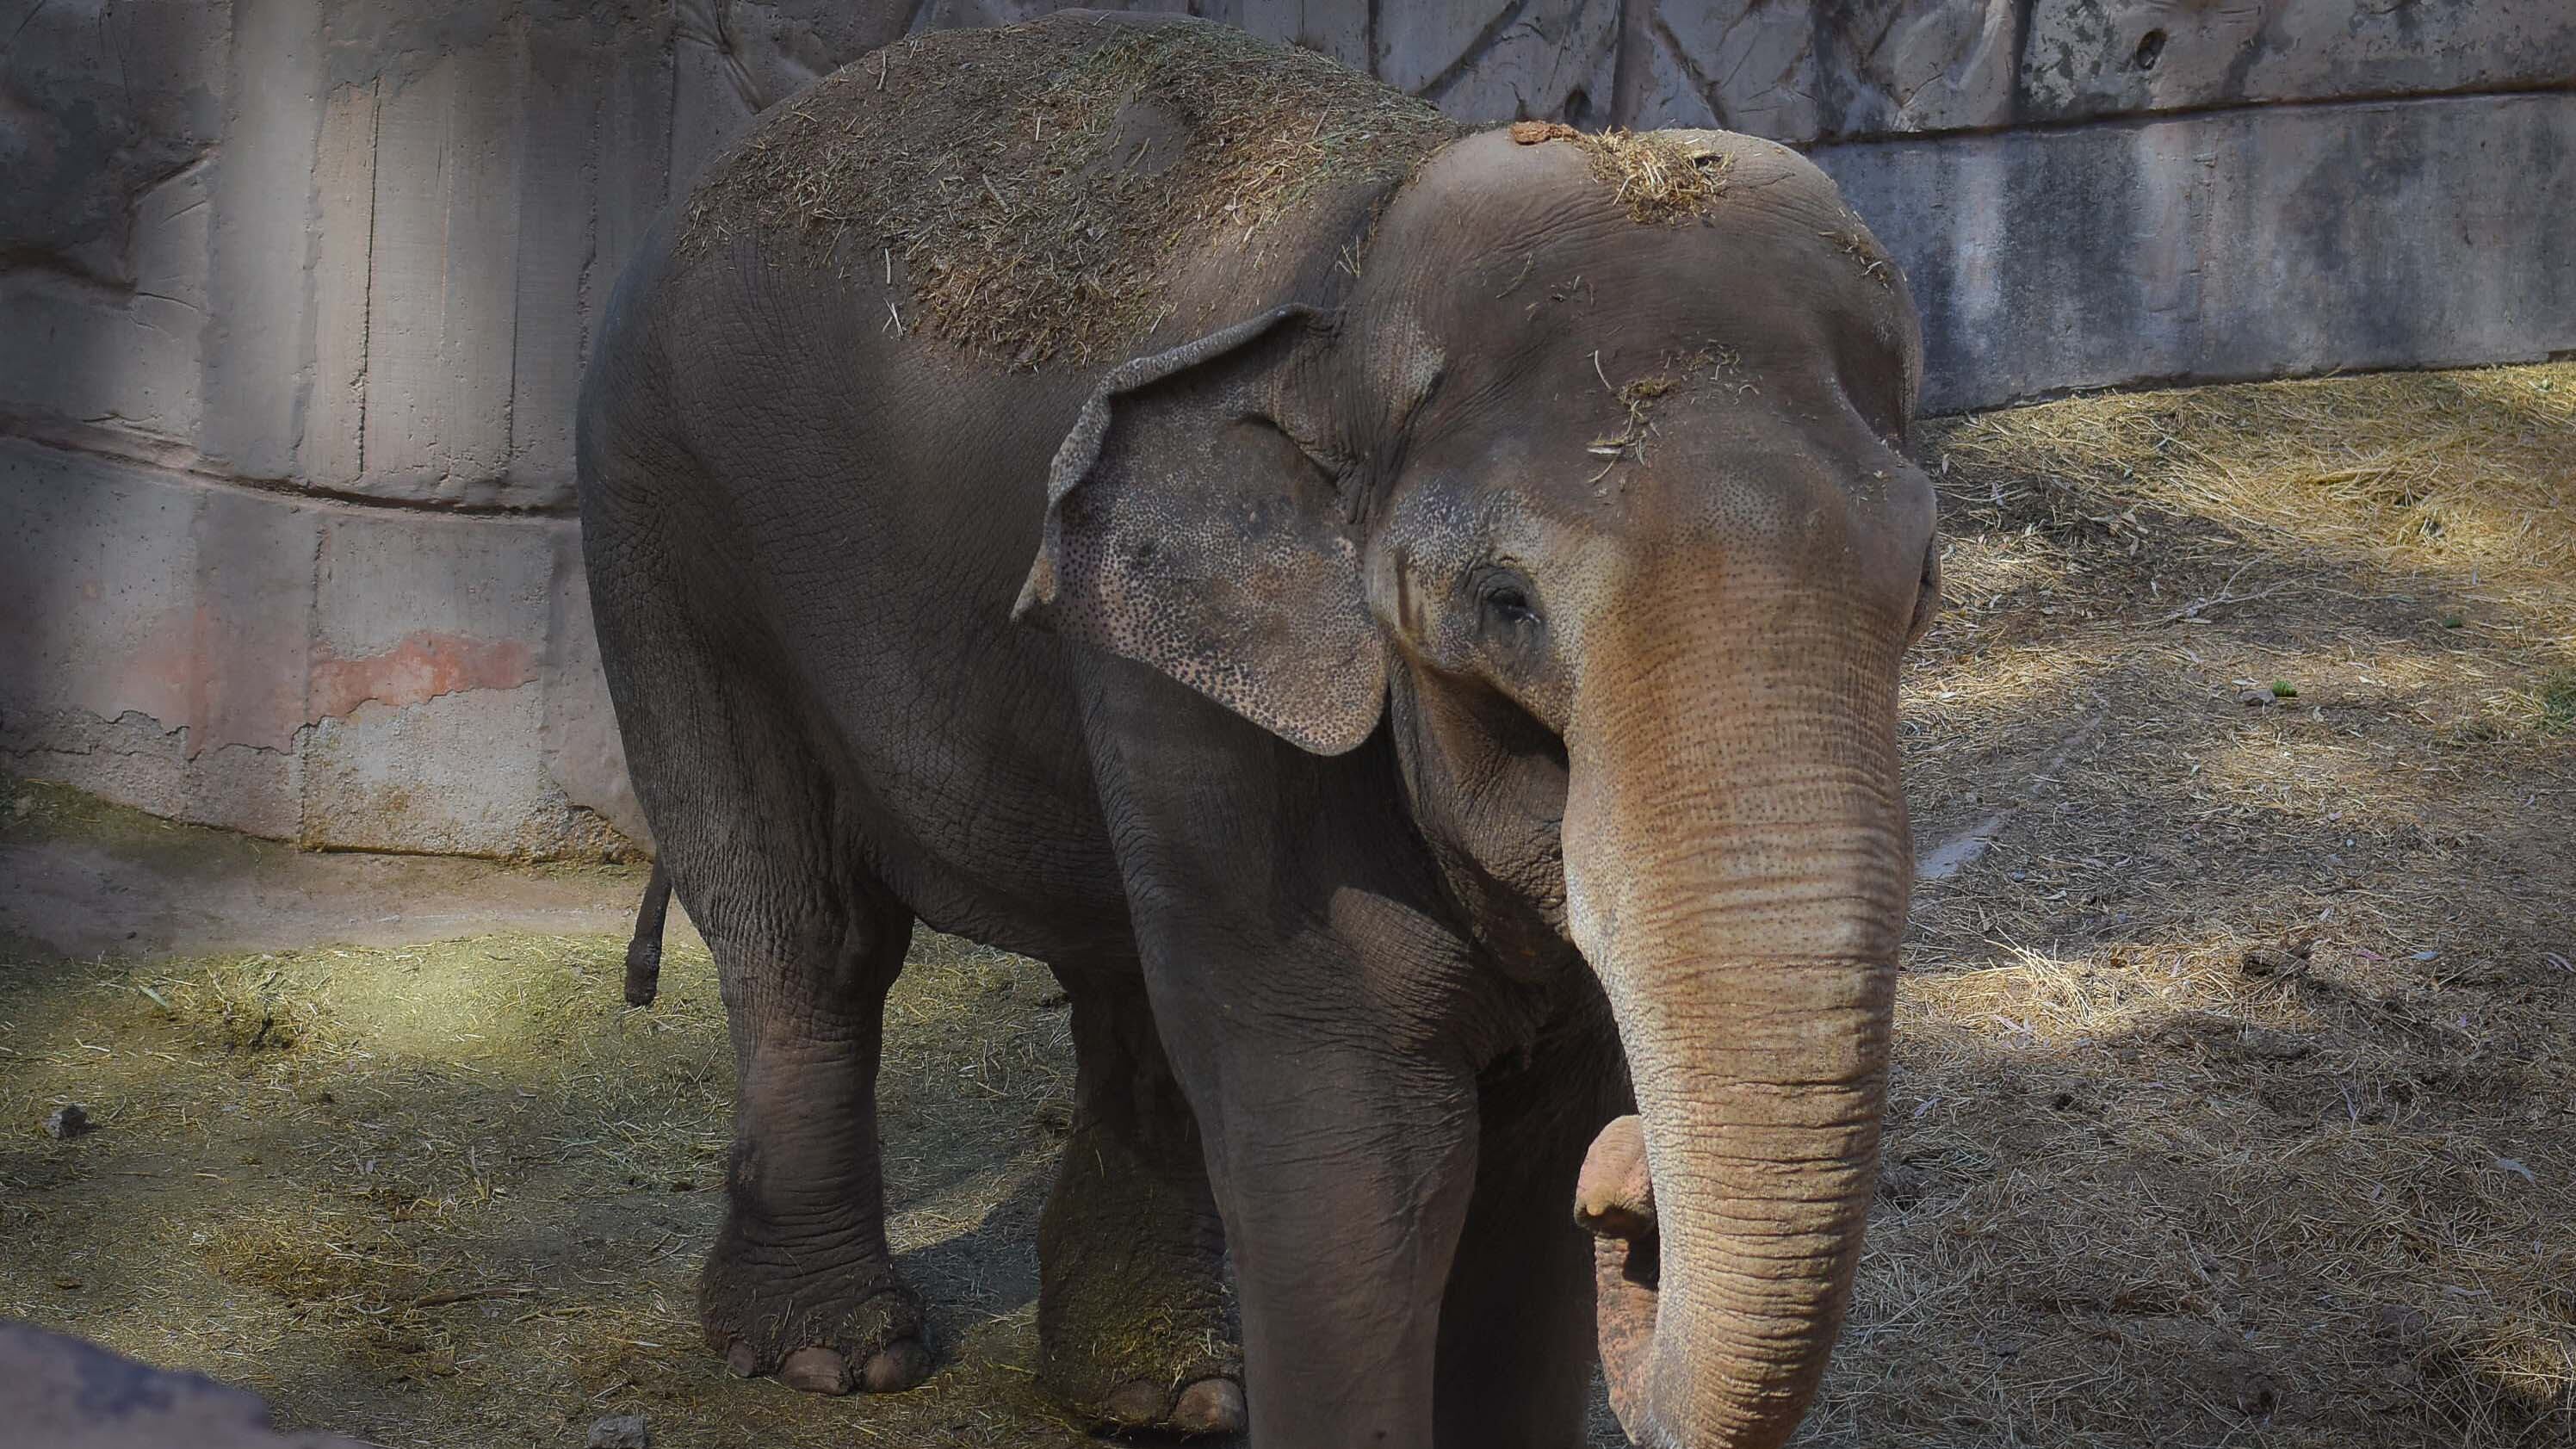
[2539,667,2576,736]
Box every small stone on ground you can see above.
[585,1415,649,1448]
[44,1104,91,1139]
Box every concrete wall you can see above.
[4,0,2571,853]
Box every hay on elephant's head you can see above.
[1509,121,1733,224]
[681,14,1459,368]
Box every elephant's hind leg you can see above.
[1036,975,1244,1436]
[583,344,931,1396]
[605,627,931,1394]
[693,856,930,1396]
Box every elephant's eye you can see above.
[1478,574,1542,634]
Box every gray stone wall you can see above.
[4,1,2570,852]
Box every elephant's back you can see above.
[674,10,1458,373]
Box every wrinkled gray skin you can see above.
[578,19,1935,1449]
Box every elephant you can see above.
[577,12,1937,1448]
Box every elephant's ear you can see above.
[1013,306,1386,755]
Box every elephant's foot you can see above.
[1033,984,1243,1436]
[698,1223,929,1396]
[1052,1354,1245,1439]
[1036,1272,1243,1437]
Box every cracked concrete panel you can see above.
[1377,0,1619,125]
[0,441,198,734]
[191,486,327,752]
[0,158,214,443]
[0,442,312,836]
[1861,0,2018,133]
[301,681,573,854]
[6,709,305,839]
[1817,90,2576,412]
[1625,20,1721,130]
[0,444,317,754]
[542,527,646,848]
[313,508,555,696]
[201,0,326,483]
[1432,0,1619,125]
[301,79,378,490]
[2020,0,2576,126]
[1195,0,1372,72]
[2199,92,2576,382]
[1660,1,1829,141]
[358,39,527,505]
[0,0,229,283]
[506,33,605,503]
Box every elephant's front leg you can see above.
[1435,998,1630,1448]
[1036,972,1243,1434]
[1153,959,1483,1446]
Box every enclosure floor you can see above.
[3,362,2571,1448]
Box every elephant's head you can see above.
[1018,127,1935,1448]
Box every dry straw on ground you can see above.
[682,15,1457,368]
[3,363,2572,1447]
[1847,362,2575,1447]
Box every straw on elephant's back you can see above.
[678,14,1458,369]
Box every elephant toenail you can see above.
[1172,1377,1247,1435]
[723,1339,762,1378]
[780,1346,852,1394]
[1101,1378,1167,1426]
[861,1338,932,1393]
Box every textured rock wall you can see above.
[3,0,2570,851]
[0,1318,373,1449]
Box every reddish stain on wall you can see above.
[307,633,539,721]
[105,617,540,756]
[117,603,310,758]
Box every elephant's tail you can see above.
[623,861,673,1007]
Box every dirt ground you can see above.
[3,362,2571,1448]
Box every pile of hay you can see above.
[1841,361,2576,1446]
[1935,364,2576,618]
[1508,121,1734,224]
[682,14,1458,368]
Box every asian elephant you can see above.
[576,11,1936,1449]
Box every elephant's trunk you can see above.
[1563,564,1909,1449]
